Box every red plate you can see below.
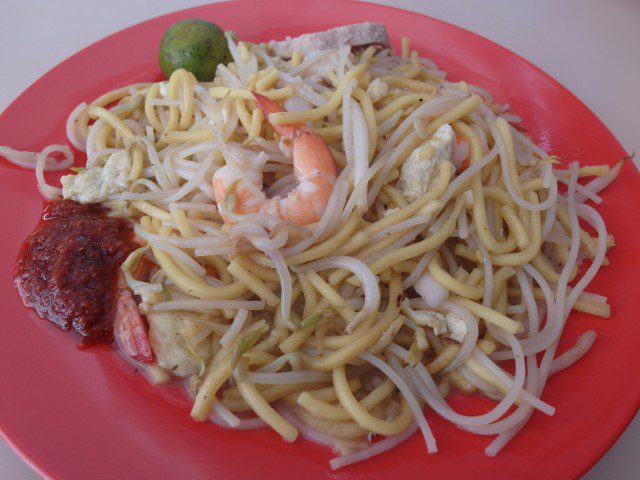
[0,1,638,479]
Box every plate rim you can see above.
[0,1,637,479]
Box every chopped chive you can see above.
[70,166,86,173]
[300,311,324,330]
[233,323,269,361]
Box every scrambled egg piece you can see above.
[412,310,447,336]
[366,78,389,103]
[411,309,467,343]
[147,312,211,378]
[61,150,131,203]
[397,124,455,202]
[445,311,467,342]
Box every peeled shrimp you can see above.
[212,92,338,225]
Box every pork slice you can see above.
[269,22,390,57]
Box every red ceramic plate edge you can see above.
[0,1,637,479]
[0,436,52,480]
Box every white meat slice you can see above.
[269,22,390,57]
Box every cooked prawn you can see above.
[113,289,154,364]
[114,267,154,364]
[212,92,338,225]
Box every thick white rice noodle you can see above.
[330,423,419,470]
[548,330,597,376]
[219,309,249,347]
[361,351,437,454]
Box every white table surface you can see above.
[1,0,638,478]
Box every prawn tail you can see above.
[252,91,302,138]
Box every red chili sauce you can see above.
[14,200,136,341]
